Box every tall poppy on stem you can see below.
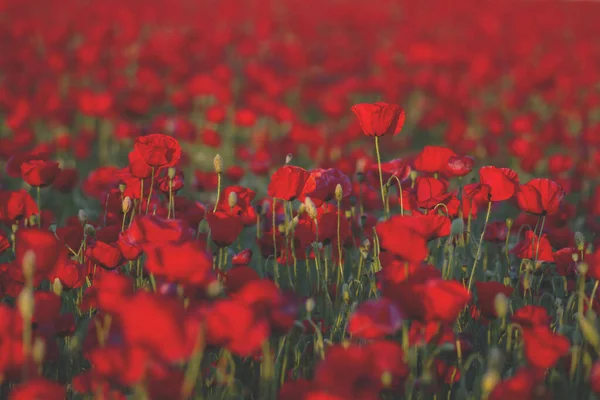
[352,102,405,217]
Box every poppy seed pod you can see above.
[304,197,317,220]
[213,154,223,174]
[84,224,96,237]
[52,278,63,296]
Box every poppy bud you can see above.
[78,209,88,225]
[305,197,317,220]
[335,184,343,202]
[119,183,126,193]
[32,337,45,366]
[22,250,36,285]
[356,158,367,174]
[207,280,223,297]
[11,224,18,233]
[494,293,509,319]
[228,192,238,209]
[503,276,511,286]
[84,224,96,237]
[285,153,293,165]
[481,370,501,395]
[168,167,177,179]
[575,232,585,251]
[342,283,350,303]
[577,262,589,276]
[572,253,579,262]
[52,278,63,296]
[213,154,223,174]
[297,203,306,215]
[450,218,465,236]
[306,298,316,314]
[506,218,513,229]
[381,371,392,387]
[410,170,418,182]
[122,196,132,213]
[28,215,37,227]
[17,287,34,321]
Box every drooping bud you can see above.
[122,196,132,214]
[78,209,88,225]
[305,298,316,314]
[213,154,223,174]
[17,287,34,321]
[228,192,238,209]
[450,218,465,236]
[335,184,344,202]
[168,167,177,179]
[52,278,63,296]
[304,197,317,220]
[32,337,46,366]
[575,232,585,252]
[84,224,96,237]
[494,293,509,319]
[22,250,36,285]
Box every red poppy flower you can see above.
[143,240,214,286]
[376,217,429,263]
[475,281,514,319]
[522,326,570,369]
[20,160,61,187]
[52,168,79,193]
[414,177,452,209]
[348,298,403,339]
[511,230,555,262]
[128,147,153,179]
[517,178,565,216]
[15,229,61,276]
[133,134,181,168]
[206,211,244,247]
[8,378,65,400]
[267,165,316,201]
[591,362,600,393]
[351,102,406,137]
[468,166,520,202]
[445,155,475,177]
[232,248,253,265]
[511,305,551,329]
[489,367,548,400]
[85,241,124,270]
[0,190,39,223]
[126,215,191,246]
[413,146,457,174]
[223,266,261,294]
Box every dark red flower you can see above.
[21,160,61,187]
[133,134,181,168]
[267,165,316,201]
[351,102,406,137]
[475,281,514,319]
[522,326,570,369]
[414,146,457,174]
[206,211,244,247]
[348,298,403,339]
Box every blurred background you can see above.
[0,0,599,200]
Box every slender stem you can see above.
[272,199,279,287]
[374,136,387,218]
[167,178,173,219]
[146,167,155,214]
[534,215,546,265]
[213,173,222,212]
[467,201,492,292]
[36,187,41,228]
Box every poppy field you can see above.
[1,0,600,399]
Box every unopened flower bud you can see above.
[11,224,18,233]
[84,224,96,237]
[285,153,293,165]
[207,280,223,297]
[228,192,238,209]
[32,337,46,366]
[118,183,126,193]
[22,250,36,284]
[78,209,88,225]
[305,197,317,220]
[575,232,585,251]
[335,184,343,202]
[410,170,418,182]
[572,253,579,263]
[356,158,367,174]
[122,196,132,213]
[306,298,316,314]
[342,283,350,303]
[481,370,501,395]
[506,218,513,229]
[297,203,306,215]
[28,215,37,227]
[168,167,177,179]
[52,278,63,296]
[213,154,223,174]
[450,218,465,236]
[577,262,589,276]
[494,293,509,319]
[381,371,393,387]
[17,287,34,321]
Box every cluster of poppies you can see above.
[0,0,600,399]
